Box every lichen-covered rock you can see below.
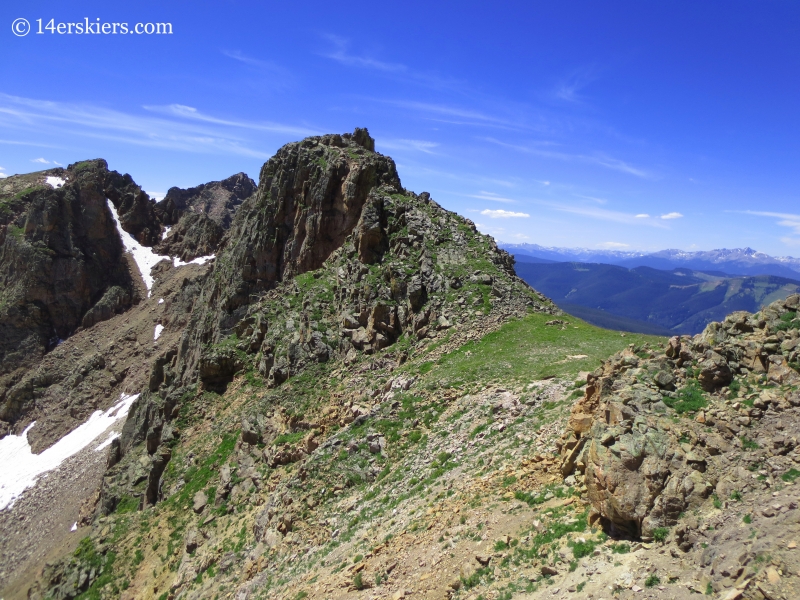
[560,293,800,539]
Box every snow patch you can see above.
[162,226,172,240]
[95,432,120,452]
[107,199,171,295]
[107,200,215,297]
[158,298,164,304]
[0,392,140,511]
[71,522,77,531]
[173,255,215,267]
[154,324,164,340]
[45,176,66,188]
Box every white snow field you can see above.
[106,199,215,296]
[0,393,139,511]
[45,176,66,188]
[173,255,215,267]
[107,200,171,294]
[154,324,164,340]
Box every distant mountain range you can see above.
[513,261,800,335]
[502,243,800,279]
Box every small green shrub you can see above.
[781,468,800,482]
[664,381,707,414]
[645,574,660,588]
[775,311,798,332]
[611,543,630,554]
[741,436,760,451]
[730,490,742,501]
[652,527,669,543]
[353,572,364,590]
[569,539,598,559]
[743,514,752,524]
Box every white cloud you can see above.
[550,204,668,228]
[0,173,6,179]
[659,212,684,220]
[467,192,517,204]
[480,209,530,219]
[379,139,439,154]
[483,137,651,179]
[222,50,279,71]
[635,213,650,218]
[31,157,49,164]
[740,210,800,244]
[322,34,407,73]
[143,104,316,137]
[598,241,629,248]
[0,94,317,159]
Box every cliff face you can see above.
[0,161,150,426]
[213,129,401,314]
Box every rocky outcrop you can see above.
[559,294,800,539]
[155,172,255,230]
[154,172,255,261]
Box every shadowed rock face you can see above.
[156,172,255,230]
[154,173,256,261]
[0,161,141,379]
[214,129,401,313]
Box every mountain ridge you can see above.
[2,131,800,600]
[502,242,800,278]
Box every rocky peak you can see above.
[211,127,402,314]
[153,173,256,261]
[155,172,255,229]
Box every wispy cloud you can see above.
[143,104,316,136]
[221,50,294,88]
[635,213,650,218]
[598,241,629,248]
[660,212,683,220]
[322,34,407,72]
[552,67,599,104]
[467,192,517,204]
[480,209,530,218]
[0,166,6,179]
[738,210,800,245]
[0,94,316,159]
[320,36,467,94]
[379,138,439,154]
[547,203,669,228]
[222,50,277,70]
[31,157,49,164]
[483,137,651,178]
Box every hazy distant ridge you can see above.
[502,243,800,278]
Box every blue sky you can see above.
[2,1,800,255]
